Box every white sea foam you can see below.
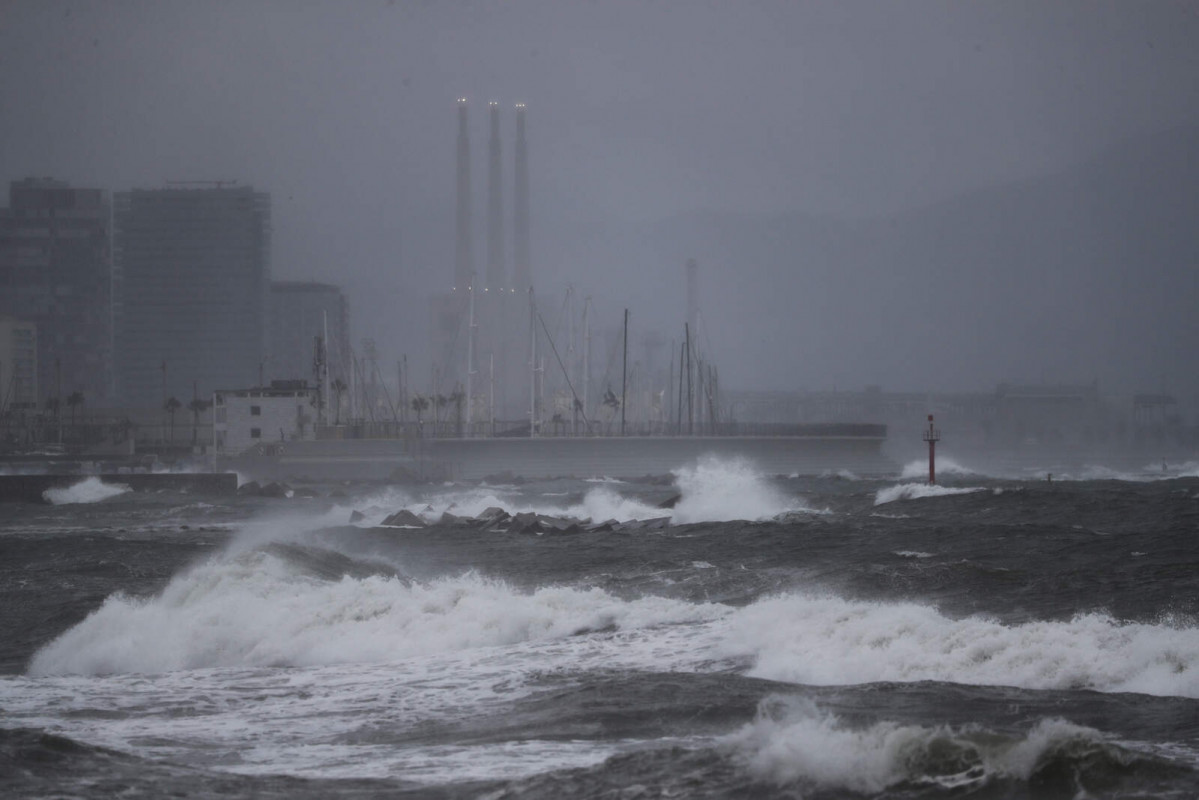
[1171,460,1199,478]
[670,455,807,523]
[563,487,665,522]
[899,456,978,480]
[1073,465,1157,482]
[395,485,663,526]
[42,477,130,505]
[11,614,732,783]
[874,483,985,505]
[720,593,1199,698]
[725,697,1118,792]
[28,550,723,676]
[1039,461,1199,483]
[817,468,860,480]
[343,455,812,525]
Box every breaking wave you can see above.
[345,455,813,525]
[721,593,1199,698]
[28,548,723,676]
[725,697,1159,794]
[874,482,985,505]
[899,456,978,480]
[670,456,805,523]
[42,477,130,505]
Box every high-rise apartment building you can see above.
[0,178,111,403]
[0,315,38,411]
[268,281,349,386]
[113,185,270,405]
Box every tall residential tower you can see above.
[0,178,111,402]
[113,185,270,405]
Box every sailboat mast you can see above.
[528,288,537,436]
[621,309,629,436]
[466,282,475,431]
[582,297,590,428]
[322,311,330,426]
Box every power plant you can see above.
[432,98,532,422]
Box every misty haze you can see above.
[2,3,1199,799]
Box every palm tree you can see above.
[449,389,465,434]
[188,397,211,444]
[410,394,429,425]
[332,378,347,424]
[66,391,84,426]
[164,396,182,443]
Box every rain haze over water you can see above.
[4,4,1199,799]
[2,0,1198,395]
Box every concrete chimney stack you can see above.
[487,101,505,290]
[454,98,473,290]
[513,103,531,292]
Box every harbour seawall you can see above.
[426,434,894,481]
[225,425,892,482]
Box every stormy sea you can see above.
[2,455,1198,799]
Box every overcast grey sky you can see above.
[3,0,1197,395]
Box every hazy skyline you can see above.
[3,0,1197,397]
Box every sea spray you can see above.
[899,456,978,480]
[724,696,1127,793]
[720,593,1199,697]
[28,550,725,676]
[671,455,807,523]
[350,455,812,525]
[42,477,130,505]
[873,483,985,505]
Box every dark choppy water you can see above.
[2,456,1198,798]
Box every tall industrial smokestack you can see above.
[486,101,505,290]
[455,98,473,290]
[513,102,531,291]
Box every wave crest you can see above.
[900,457,977,480]
[725,697,1148,794]
[42,477,130,505]
[721,593,1199,697]
[874,483,985,505]
[28,549,720,676]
